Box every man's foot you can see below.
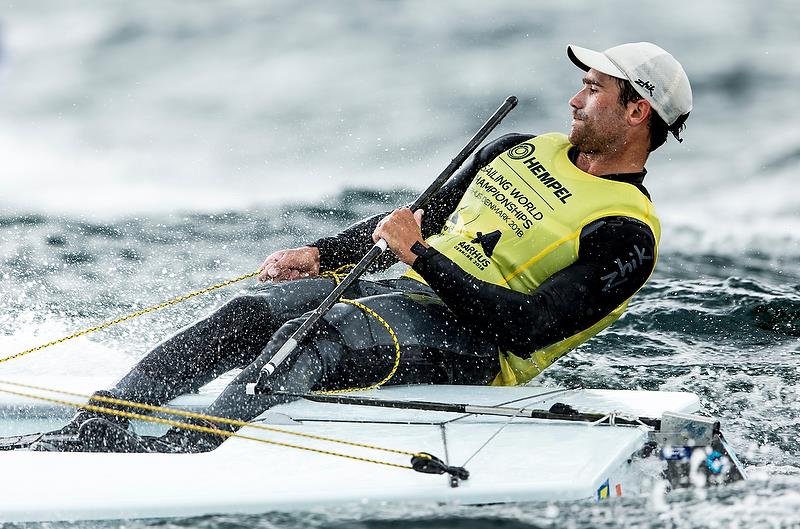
[140,420,225,454]
[0,431,79,451]
[0,408,128,452]
[29,416,226,454]
[30,417,142,452]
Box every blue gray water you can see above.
[1,0,799,527]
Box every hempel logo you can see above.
[635,78,655,97]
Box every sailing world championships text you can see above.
[472,165,549,236]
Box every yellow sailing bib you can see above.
[405,132,661,385]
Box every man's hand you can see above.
[258,246,321,282]
[372,208,428,265]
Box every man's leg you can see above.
[24,278,340,451]
[146,286,499,452]
[136,317,334,453]
[110,278,342,406]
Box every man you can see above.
[15,42,692,453]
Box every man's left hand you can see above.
[372,208,427,265]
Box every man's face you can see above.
[568,69,628,154]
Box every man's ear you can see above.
[628,99,652,127]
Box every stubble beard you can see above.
[569,115,623,155]
[569,118,602,154]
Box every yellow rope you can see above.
[0,263,396,382]
[319,264,356,284]
[0,271,259,366]
[317,298,401,395]
[0,380,428,470]
[0,263,406,463]
[319,264,402,395]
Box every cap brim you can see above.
[567,45,626,79]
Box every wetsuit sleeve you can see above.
[309,133,535,272]
[411,217,656,353]
[309,211,392,272]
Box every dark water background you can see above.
[1,1,799,527]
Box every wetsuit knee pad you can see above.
[211,295,273,325]
[252,277,342,317]
[322,302,391,351]
[315,302,407,387]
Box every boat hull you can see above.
[0,382,699,522]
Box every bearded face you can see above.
[568,71,629,154]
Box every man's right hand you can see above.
[258,246,321,282]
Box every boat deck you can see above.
[0,380,700,522]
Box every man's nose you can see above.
[569,89,583,110]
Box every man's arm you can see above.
[309,133,535,272]
[411,217,656,353]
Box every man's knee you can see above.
[323,302,386,351]
[212,295,271,323]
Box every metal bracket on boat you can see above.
[411,452,470,483]
[655,411,747,488]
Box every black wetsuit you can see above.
[93,134,657,451]
[313,134,656,353]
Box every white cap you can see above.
[567,42,692,126]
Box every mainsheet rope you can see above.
[0,271,260,366]
[1,266,400,391]
[0,266,410,465]
[319,264,402,394]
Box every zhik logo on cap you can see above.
[635,78,656,97]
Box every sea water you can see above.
[1,1,799,527]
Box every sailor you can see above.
[13,42,692,453]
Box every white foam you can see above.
[0,311,134,379]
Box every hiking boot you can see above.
[30,416,140,452]
[31,416,228,454]
[19,390,132,452]
[0,410,89,451]
[2,403,130,452]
